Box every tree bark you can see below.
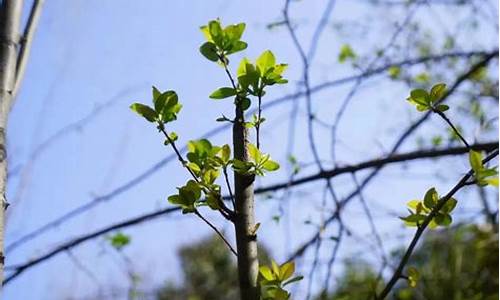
[233,106,259,300]
[0,0,23,290]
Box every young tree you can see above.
[130,19,301,300]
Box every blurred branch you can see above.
[287,48,498,263]
[3,141,497,285]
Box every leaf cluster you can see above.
[469,150,498,187]
[232,143,280,176]
[407,83,449,112]
[400,187,457,228]
[259,261,303,300]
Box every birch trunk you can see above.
[0,0,23,289]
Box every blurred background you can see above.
[3,0,499,299]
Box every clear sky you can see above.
[4,0,498,299]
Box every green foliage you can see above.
[259,261,303,300]
[130,86,182,124]
[318,224,498,300]
[338,44,356,63]
[133,18,292,298]
[469,150,498,187]
[199,19,247,62]
[406,266,419,288]
[315,260,382,300]
[395,224,498,299]
[406,83,448,112]
[388,66,401,79]
[400,187,457,228]
[166,139,235,212]
[233,51,288,112]
[210,87,237,99]
[232,143,280,176]
[106,232,131,251]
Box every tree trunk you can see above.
[0,0,23,289]
[233,106,259,300]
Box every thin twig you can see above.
[194,210,238,257]
[223,167,236,209]
[433,109,470,148]
[158,125,199,181]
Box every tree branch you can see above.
[376,149,499,299]
[12,0,44,100]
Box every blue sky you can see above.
[4,0,498,299]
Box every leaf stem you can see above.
[432,109,470,149]
[223,167,236,209]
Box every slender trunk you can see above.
[233,106,259,300]
[0,0,23,290]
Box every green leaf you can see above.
[226,41,248,55]
[434,213,452,226]
[469,150,483,173]
[440,197,457,213]
[279,261,295,281]
[209,87,237,99]
[407,267,419,288]
[388,66,401,79]
[186,162,201,174]
[271,260,280,277]
[400,214,426,227]
[239,98,251,111]
[130,103,157,122]
[259,266,275,281]
[436,104,449,112]
[423,187,438,209]
[159,91,182,123]
[107,233,131,251]
[200,42,219,62]
[409,89,430,106]
[202,169,220,184]
[262,160,280,172]
[256,50,276,75]
[414,72,430,84]
[206,193,220,210]
[430,83,447,102]
[221,144,231,163]
[237,58,259,89]
[224,23,246,41]
[163,132,178,145]
[338,44,356,63]
[486,177,499,187]
[208,20,223,46]
[283,275,304,287]
[152,86,161,102]
[248,143,260,162]
[200,25,212,42]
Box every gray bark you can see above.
[233,106,259,300]
[0,0,23,290]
